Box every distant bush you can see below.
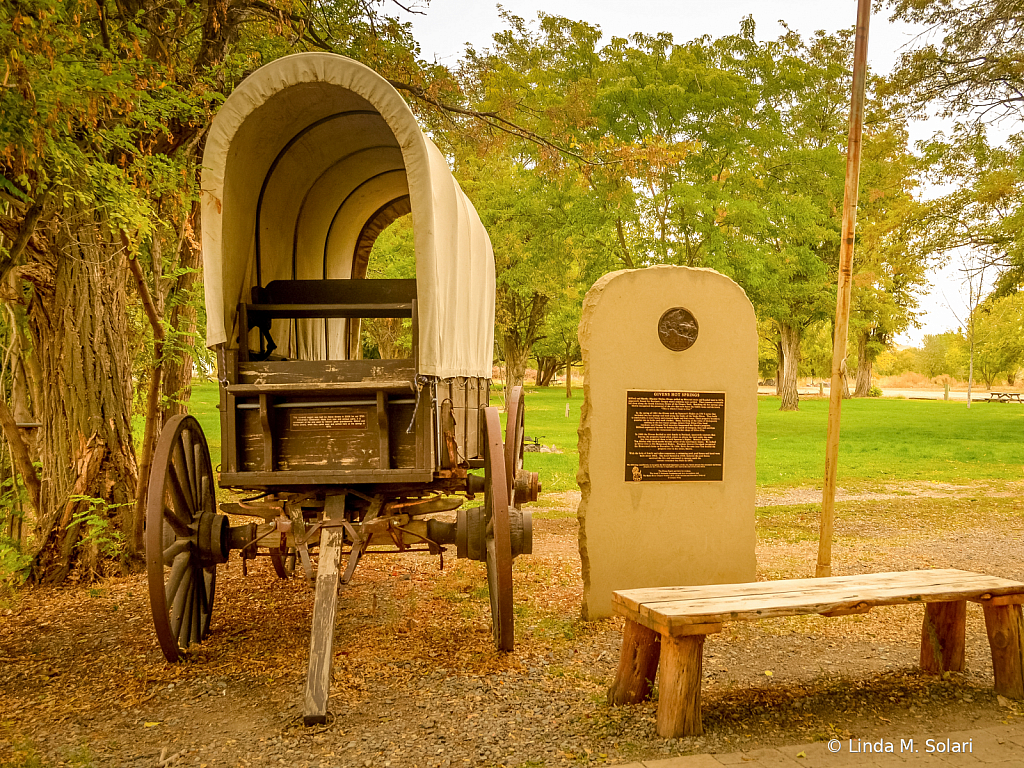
[868,385,883,397]
[892,372,933,388]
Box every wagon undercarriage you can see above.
[146,388,537,725]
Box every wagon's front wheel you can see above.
[146,414,224,663]
[482,407,514,651]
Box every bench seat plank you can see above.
[615,570,1024,631]
[615,569,1019,609]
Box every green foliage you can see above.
[451,15,928,399]
[889,0,1024,124]
[917,333,967,378]
[0,538,32,589]
[867,385,883,397]
[0,469,34,588]
[874,347,919,377]
[67,495,127,561]
[363,214,415,359]
[968,292,1024,386]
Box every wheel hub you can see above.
[456,506,532,561]
[197,512,230,566]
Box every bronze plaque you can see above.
[658,307,699,351]
[289,411,368,430]
[625,391,725,482]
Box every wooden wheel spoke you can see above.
[200,570,216,640]
[177,579,195,649]
[190,579,202,646]
[166,463,195,528]
[164,552,191,606]
[170,443,197,515]
[162,503,191,538]
[197,570,211,615]
[169,565,193,638]
[163,538,190,565]
[181,429,198,505]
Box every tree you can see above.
[362,214,416,359]
[848,123,927,396]
[0,0,433,582]
[889,0,1024,124]
[965,285,1024,388]
[918,332,966,378]
[717,27,854,410]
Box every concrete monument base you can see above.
[577,266,757,620]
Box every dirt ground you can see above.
[2,481,1024,768]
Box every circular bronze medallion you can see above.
[658,307,699,351]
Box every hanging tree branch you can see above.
[387,79,618,167]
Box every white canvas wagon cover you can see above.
[201,52,495,380]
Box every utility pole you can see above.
[816,0,871,578]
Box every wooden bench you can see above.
[608,569,1024,738]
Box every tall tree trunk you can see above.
[160,206,202,422]
[497,291,548,395]
[775,338,783,397]
[501,335,532,394]
[25,206,138,583]
[854,331,872,397]
[535,356,558,386]
[967,326,975,409]
[778,323,801,411]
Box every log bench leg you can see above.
[656,633,705,738]
[983,603,1024,699]
[608,620,661,705]
[920,600,966,673]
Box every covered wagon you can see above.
[144,53,538,724]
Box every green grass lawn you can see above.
[171,384,1024,493]
[516,389,1024,491]
[756,395,1024,488]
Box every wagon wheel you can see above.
[482,407,514,651]
[146,414,220,663]
[504,386,526,501]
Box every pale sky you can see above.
[402,1,966,346]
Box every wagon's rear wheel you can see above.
[504,386,539,506]
[146,414,224,663]
[482,407,515,651]
[504,386,526,500]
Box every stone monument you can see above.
[577,266,757,620]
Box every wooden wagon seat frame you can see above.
[201,52,495,380]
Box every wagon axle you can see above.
[207,500,532,566]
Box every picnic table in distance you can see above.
[986,392,1024,403]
